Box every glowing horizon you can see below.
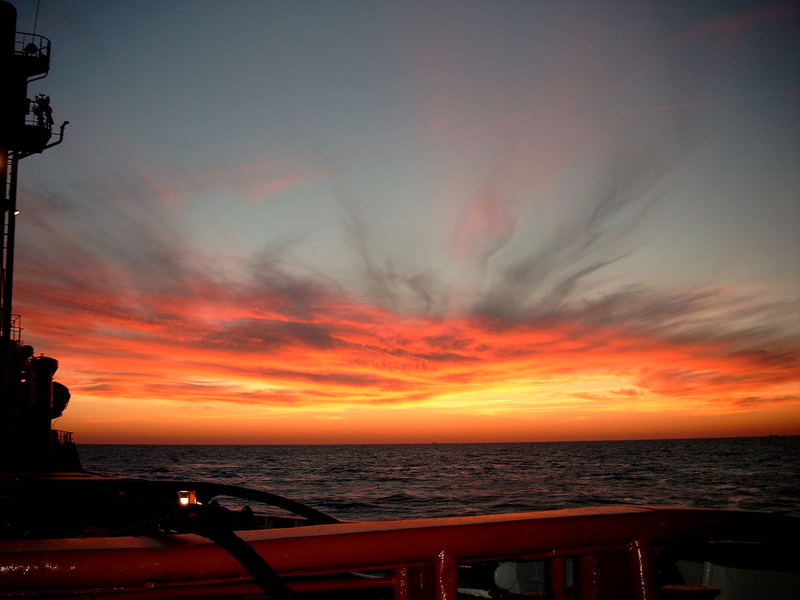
[21,248,799,443]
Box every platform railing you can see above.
[0,505,795,599]
[13,32,50,59]
[51,430,73,446]
[13,32,51,80]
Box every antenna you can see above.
[32,0,40,34]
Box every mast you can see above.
[1,0,68,471]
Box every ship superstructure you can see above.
[0,0,71,472]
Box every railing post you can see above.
[549,557,569,600]
[577,553,598,600]
[393,566,409,600]
[434,549,457,600]
[628,539,656,600]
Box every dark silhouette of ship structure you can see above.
[0,0,75,473]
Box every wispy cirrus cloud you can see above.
[145,156,330,207]
[671,0,800,60]
[14,135,798,432]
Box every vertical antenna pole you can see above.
[0,0,16,404]
[33,0,41,35]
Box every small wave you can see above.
[78,437,800,520]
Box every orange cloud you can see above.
[14,148,800,443]
[22,272,799,443]
[135,156,328,210]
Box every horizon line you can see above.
[77,433,797,446]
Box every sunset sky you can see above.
[10,0,799,443]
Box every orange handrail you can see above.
[0,505,795,599]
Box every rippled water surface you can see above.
[79,437,800,520]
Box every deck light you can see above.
[178,490,197,506]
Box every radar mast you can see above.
[1,0,70,471]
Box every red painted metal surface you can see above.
[0,505,795,599]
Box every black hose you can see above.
[157,505,294,600]
[187,515,293,600]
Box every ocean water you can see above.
[78,437,800,521]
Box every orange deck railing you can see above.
[0,505,796,599]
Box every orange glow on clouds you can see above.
[18,273,799,443]
[14,144,799,444]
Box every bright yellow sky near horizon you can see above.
[47,305,799,443]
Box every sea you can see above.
[79,437,800,521]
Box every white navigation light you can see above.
[178,490,197,506]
